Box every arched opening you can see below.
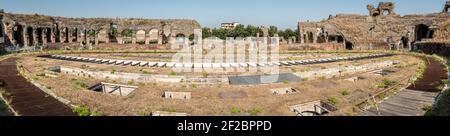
[72,28,78,42]
[109,23,118,43]
[307,32,313,43]
[136,30,146,44]
[63,27,69,43]
[336,36,344,43]
[121,29,133,44]
[382,10,389,16]
[54,24,60,42]
[401,36,408,49]
[148,29,159,44]
[36,28,44,45]
[98,29,108,44]
[88,30,95,45]
[0,23,4,37]
[415,24,431,42]
[13,25,24,47]
[46,28,52,43]
[345,41,353,50]
[26,27,34,47]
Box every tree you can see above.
[269,26,278,37]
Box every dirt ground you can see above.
[19,54,423,116]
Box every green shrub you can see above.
[327,96,339,105]
[73,106,91,116]
[91,111,105,116]
[341,90,350,96]
[71,79,88,89]
[169,71,177,76]
[377,78,394,89]
[248,107,263,116]
[230,107,241,114]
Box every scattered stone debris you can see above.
[162,91,191,99]
[270,87,299,95]
[289,100,338,116]
[344,76,364,82]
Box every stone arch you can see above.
[121,29,133,44]
[13,24,24,47]
[62,27,69,43]
[175,33,186,38]
[109,23,118,43]
[401,36,409,49]
[97,29,108,43]
[415,24,431,42]
[136,30,146,43]
[53,24,61,42]
[444,1,449,13]
[345,41,353,50]
[36,28,44,45]
[72,28,78,42]
[45,28,52,43]
[0,22,3,37]
[148,29,159,43]
[306,31,313,43]
[26,27,34,46]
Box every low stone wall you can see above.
[58,66,228,84]
[294,61,397,79]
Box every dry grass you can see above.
[20,54,422,116]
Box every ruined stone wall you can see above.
[0,12,201,51]
[298,2,450,51]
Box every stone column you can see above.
[67,28,72,43]
[59,28,64,43]
[50,29,55,43]
[94,32,99,46]
[157,34,163,44]
[32,28,37,48]
[85,30,90,48]
[117,33,123,44]
[145,31,150,45]
[22,28,28,48]
[313,32,317,44]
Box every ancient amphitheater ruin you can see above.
[0,2,449,116]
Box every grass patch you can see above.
[71,79,88,89]
[248,107,263,116]
[169,71,177,76]
[111,68,117,74]
[230,107,241,114]
[73,105,91,116]
[341,90,350,96]
[327,96,339,105]
[377,78,394,89]
[282,80,289,84]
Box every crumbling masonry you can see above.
[0,10,200,51]
[297,2,450,51]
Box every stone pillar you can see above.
[157,34,163,44]
[77,30,82,43]
[313,32,317,44]
[145,31,150,45]
[59,29,64,43]
[117,33,123,44]
[85,30,90,47]
[105,33,110,44]
[42,29,47,48]
[50,29,55,43]
[67,28,72,43]
[32,28,37,48]
[22,28,28,48]
[94,32,99,46]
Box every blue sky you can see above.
[0,0,447,29]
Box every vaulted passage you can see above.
[27,27,34,46]
[36,28,44,45]
[415,24,433,42]
[13,25,24,47]
[0,22,4,37]
[46,28,52,42]
[345,41,353,50]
